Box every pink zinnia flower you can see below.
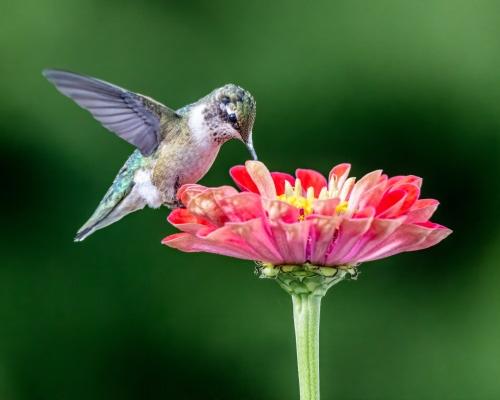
[163,161,451,267]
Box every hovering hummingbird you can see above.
[43,69,258,241]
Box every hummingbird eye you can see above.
[228,113,237,123]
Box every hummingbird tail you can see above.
[74,226,96,242]
[74,204,120,242]
[74,193,146,242]
[74,150,147,242]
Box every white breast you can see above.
[134,169,162,208]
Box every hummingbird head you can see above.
[212,84,257,160]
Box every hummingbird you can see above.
[43,69,257,241]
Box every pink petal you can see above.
[340,177,356,201]
[246,161,277,198]
[177,184,208,206]
[352,217,406,261]
[217,192,265,222]
[226,219,284,263]
[269,220,311,264]
[229,165,259,193]
[312,198,341,216]
[264,199,301,223]
[187,186,239,226]
[406,199,439,223]
[357,178,388,210]
[271,172,295,195]
[325,212,375,265]
[162,230,261,261]
[328,163,351,189]
[296,169,328,197]
[308,216,342,264]
[357,223,451,262]
[387,175,423,189]
[353,206,376,219]
[334,209,381,264]
[410,224,452,251]
[348,170,383,213]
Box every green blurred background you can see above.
[1,0,499,399]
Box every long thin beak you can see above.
[245,135,258,160]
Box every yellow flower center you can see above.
[277,179,349,220]
[277,193,314,220]
[335,201,349,214]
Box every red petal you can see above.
[229,165,259,193]
[167,209,216,235]
[416,221,445,229]
[375,189,406,216]
[296,169,327,197]
[168,208,211,226]
[396,183,420,213]
[271,172,295,195]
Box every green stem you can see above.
[292,292,322,400]
[257,263,358,400]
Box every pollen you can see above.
[277,179,314,220]
[335,201,349,214]
[277,179,350,220]
[277,193,314,220]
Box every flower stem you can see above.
[258,264,358,400]
[292,292,322,400]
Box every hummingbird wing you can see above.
[43,69,179,156]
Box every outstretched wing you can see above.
[43,69,179,156]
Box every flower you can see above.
[163,161,453,400]
[163,161,451,267]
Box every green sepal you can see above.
[257,263,358,297]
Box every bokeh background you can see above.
[1,0,500,399]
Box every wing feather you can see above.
[43,69,179,156]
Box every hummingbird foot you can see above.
[164,199,184,209]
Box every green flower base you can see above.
[258,263,359,296]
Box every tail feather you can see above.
[74,192,128,242]
[74,197,143,241]
[74,150,146,242]
[74,226,96,242]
